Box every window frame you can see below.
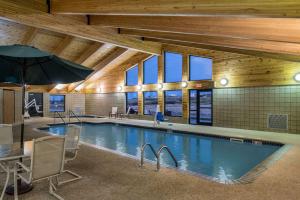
[143,55,158,85]
[125,64,139,86]
[164,90,183,117]
[125,92,138,114]
[189,55,213,81]
[188,89,213,126]
[143,91,158,115]
[164,51,183,83]
[49,94,65,113]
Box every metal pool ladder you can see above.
[140,143,158,168]
[140,144,178,171]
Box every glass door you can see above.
[189,90,213,126]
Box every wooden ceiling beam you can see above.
[120,29,300,60]
[21,27,39,45]
[75,42,105,64]
[50,0,300,17]
[68,47,128,91]
[52,35,74,55]
[0,0,162,55]
[91,15,300,44]
[145,37,300,62]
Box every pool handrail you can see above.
[68,110,82,124]
[157,145,178,171]
[53,111,66,124]
[140,143,158,167]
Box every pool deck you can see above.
[2,117,300,200]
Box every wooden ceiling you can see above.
[1,0,300,92]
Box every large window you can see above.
[49,95,65,112]
[143,91,158,115]
[126,92,138,114]
[143,56,158,84]
[164,52,182,83]
[164,90,182,117]
[126,65,138,86]
[189,55,212,81]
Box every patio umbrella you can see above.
[0,44,93,193]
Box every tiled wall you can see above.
[213,86,300,134]
[85,93,125,116]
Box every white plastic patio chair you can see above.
[56,124,82,185]
[13,136,66,200]
[120,106,131,119]
[0,124,13,199]
[109,107,118,118]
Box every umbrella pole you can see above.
[5,84,33,196]
[20,84,25,149]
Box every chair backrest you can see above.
[31,136,65,181]
[112,107,118,114]
[65,125,81,151]
[0,124,13,145]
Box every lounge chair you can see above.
[120,106,131,119]
[109,107,118,118]
[0,124,13,199]
[57,125,82,185]
[14,136,66,200]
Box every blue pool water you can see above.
[40,123,282,182]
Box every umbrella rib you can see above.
[53,58,87,80]
[35,58,52,83]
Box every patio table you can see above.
[0,141,32,197]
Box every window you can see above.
[143,56,158,84]
[126,65,138,86]
[143,91,158,115]
[164,52,182,83]
[49,95,65,112]
[164,90,182,117]
[189,55,212,81]
[126,92,138,114]
[189,90,213,125]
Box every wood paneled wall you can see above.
[85,44,300,123]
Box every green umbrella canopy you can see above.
[0,44,93,85]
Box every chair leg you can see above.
[57,170,82,186]
[49,177,64,200]
[1,166,10,200]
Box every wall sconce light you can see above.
[117,86,123,91]
[55,84,64,90]
[220,78,229,86]
[96,87,101,93]
[75,84,84,92]
[294,73,300,82]
[137,85,142,90]
[181,81,188,88]
[157,83,163,90]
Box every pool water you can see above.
[40,123,282,182]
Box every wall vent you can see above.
[268,114,288,130]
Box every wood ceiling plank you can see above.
[0,0,162,54]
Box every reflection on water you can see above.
[45,123,280,182]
